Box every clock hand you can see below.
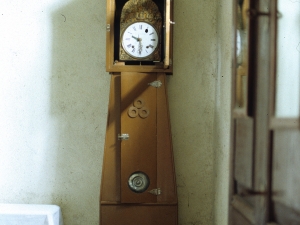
[132,36,143,42]
[132,36,139,41]
[146,44,154,49]
[138,38,143,55]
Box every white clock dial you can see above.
[121,22,159,59]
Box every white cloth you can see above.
[0,204,63,225]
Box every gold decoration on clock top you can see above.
[119,0,162,61]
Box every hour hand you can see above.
[132,36,142,42]
[132,36,139,41]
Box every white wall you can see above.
[0,0,232,225]
[213,1,233,225]
[169,1,218,224]
[0,0,108,224]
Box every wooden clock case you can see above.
[100,0,177,224]
[105,0,173,73]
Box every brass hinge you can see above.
[149,188,162,196]
[106,24,110,32]
[148,80,162,88]
[247,9,270,18]
[118,134,129,140]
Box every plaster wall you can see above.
[213,1,234,225]
[0,1,108,224]
[0,0,231,225]
[169,0,218,224]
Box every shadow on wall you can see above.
[50,0,108,224]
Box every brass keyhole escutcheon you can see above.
[128,171,150,193]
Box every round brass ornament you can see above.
[128,171,150,193]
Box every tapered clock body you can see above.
[100,0,177,224]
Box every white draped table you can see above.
[0,204,63,225]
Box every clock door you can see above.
[106,0,173,74]
[120,72,157,203]
[164,0,173,69]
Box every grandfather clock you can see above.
[100,0,177,224]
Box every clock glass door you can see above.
[164,0,172,69]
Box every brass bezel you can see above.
[120,22,160,60]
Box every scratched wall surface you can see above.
[0,0,109,225]
[168,0,218,224]
[213,1,233,225]
[0,0,231,224]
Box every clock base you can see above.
[101,204,177,225]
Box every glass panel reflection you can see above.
[235,0,249,114]
[275,0,300,118]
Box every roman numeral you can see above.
[133,26,136,31]
[149,32,154,35]
[127,44,132,48]
[139,25,142,29]
[151,39,156,41]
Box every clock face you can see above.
[121,22,159,59]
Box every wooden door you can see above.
[231,0,300,224]
[231,0,272,224]
[271,130,300,224]
[100,73,178,225]
[120,72,157,203]
[163,0,172,69]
